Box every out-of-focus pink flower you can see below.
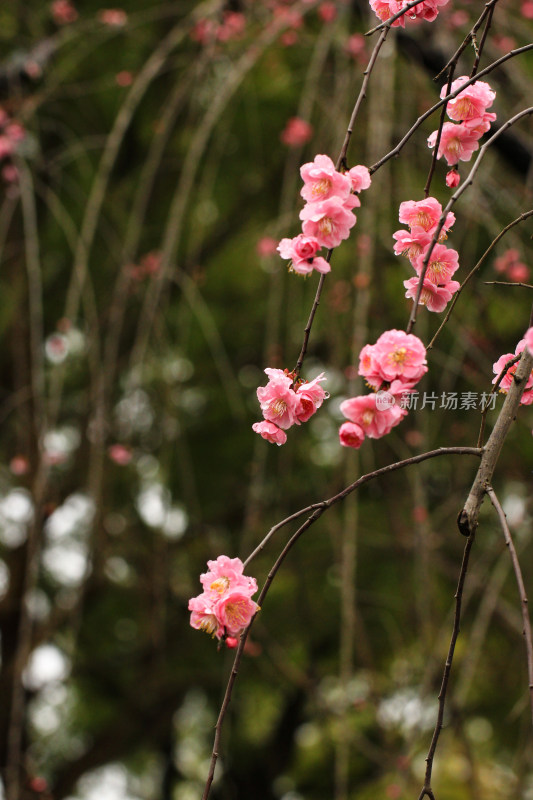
[295,373,328,421]
[217,11,246,41]
[257,237,278,257]
[51,0,78,24]
[404,276,460,312]
[427,122,480,166]
[115,70,133,87]
[522,1,533,17]
[415,243,459,284]
[252,420,287,445]
[318,2,337,22]
[10,455,30,476]
[300,195,358,248]
[345,34,366,63]
[98,8,128,26]
[493,34,516,52]
[339,421,365,448]
[340,393,405,439]
[281,30,299,46]
[108,444,132,465]
[446,169,460,188]
[300,154,352,203]
[190,18,216,44]
[398,197,455,236]
[447,9,469,28]
[508,262,530,282]
[494,249,521,274]
[280,117,313,147]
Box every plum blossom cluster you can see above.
[253,368,327,445]
[369,0,450,28]
[393,197,461,313]
[492,335,533,406]
[277,154,371,276]
[0,108,26,186]
[428,77,497,186]
[339,330,428,448]
[189,556,259,647]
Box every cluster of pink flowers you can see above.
[369,0,450,27]
[339,330,428,448]
[253,368,327,445]
[393,197,460,313]
[189,556,259,646]
[191,11,246,44]
[277,154,371,276]
[492,336,533,406]
[494,249,530,283]
[428,77,496,186]
[0,109,26,187]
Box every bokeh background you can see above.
[1,1,533,798]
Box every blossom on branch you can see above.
[492,338,533,405]
[189,556,259,644]
[253,369,328,444]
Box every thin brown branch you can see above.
[427,210,533,350]
[434,0,497,81]
[417,533,476,800]
[485,281,533,289]
[424,68,454,198]
[486,487,533,724]
[469,1,495,78]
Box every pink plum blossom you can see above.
[443,76,496,124]
[393,229,431,263]
[256,371,299,430]
[277,234,331,276]
[404,276,460,312]
[339,421,365,449]
[295,373,328,421]
[414,244,459,284]
[508,262,530,282]
[446,169,460,188]
[371,329,428,384]
[300,154,352,203]
[280,117,313,147]
[252,420,287,445]
[98,8,128,26]
[398,197,455,237]
[369,0,450,27]
[525,328,533,357]
[340,394,406,439]
[347,165,371,193]
[427,122,480,166]
[256,237,278,257]
[189,556,259,642]
[51,0,78,24]
[216,592,259,635]
[300,195,358,249]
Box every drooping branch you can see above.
[486,486,533,724]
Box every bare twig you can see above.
[427,210,533,350]
[485,281,533,289]
[486,486,533,724]
[417,533,476,800]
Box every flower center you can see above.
[414,212,431,231]
[362,409,374,426]
[210,576,230,593]
[454,97,475,119]
[318,217,333,236]
[390,347,407,364]
[312,178,331,198]
[199,614,219,636]
[224,599,252,630]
